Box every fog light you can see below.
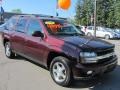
[87,71,93,75]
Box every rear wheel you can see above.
[50,56,73,87]
[5,42,15,58]
[105,35,110,40]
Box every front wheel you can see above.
[50,56,73,87]
[5,42,15,59]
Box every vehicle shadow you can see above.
[14,56,120,90]
[15,55,48,70]
[69,65,120,90]
[110,38,120,40]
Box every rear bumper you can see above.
[72,56,118,79]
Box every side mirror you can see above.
[32,31,44,38]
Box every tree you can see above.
[68,17,76,25]
[11,9,22,14]
[114,0,120,28]
[75,0,83,25]
[75,0,120,28]
[75,0,94,26]
[106,0,116,28]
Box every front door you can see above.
[24,19,48,64]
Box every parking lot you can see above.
[0,33,120,90]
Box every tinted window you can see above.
[27,19,42,35]
[16,18,27,33]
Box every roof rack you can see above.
[33,14,54,18]
[14,14,67,20]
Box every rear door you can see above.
[24,18,47,64]
[11,17,28,54]
[96,27,104,37]
[87,26,94,35]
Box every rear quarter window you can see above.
[16,18,28,33]
[5,17,18,30]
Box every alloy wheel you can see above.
[52,62,67,83]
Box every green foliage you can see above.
[75,0,94,26]
[114,0,120,28]
[11,9,22,14]
[75,0,120,28]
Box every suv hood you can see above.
[56,36,114,51]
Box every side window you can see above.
[6,17,17,30]
[16,18,27,33]
[88,27,92,30]
[27,19,42,36]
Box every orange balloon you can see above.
[58,0,71,10]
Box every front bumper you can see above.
[72,56,118,79]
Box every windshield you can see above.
[42,19,82,36]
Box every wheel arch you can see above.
[47,51,77,69]
[3,38,10,46]
[104,34,111,38]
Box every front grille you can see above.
[97,48,114,56]
[96,48,115,64]
[97,56,114,64]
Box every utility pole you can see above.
[94,0,97,37]
[56,0,59,17]
[0,0,4,24]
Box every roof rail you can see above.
[33,14,54,18]
[13,14,67,20]
[32,14,67,20]
[13,14,34,17]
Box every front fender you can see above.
[49,45,80,62]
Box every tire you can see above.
[105,35,110,40]
[5,42,15,59]
[50,56,73,87]
[87,33,92,37]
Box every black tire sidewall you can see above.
[50,56,72,87]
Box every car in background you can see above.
[106,28,120,39]
[114,28,120,34]
[80,26,86,32]
[75,25,85,35]
[85,26,120,39]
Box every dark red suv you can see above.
[1,15,117,86]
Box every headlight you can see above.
[80,52,97,63]
[80,52,97,58]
